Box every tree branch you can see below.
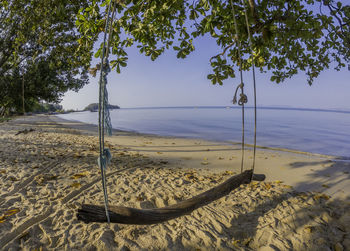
[210,42,235,63]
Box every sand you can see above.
[0,114,349,250]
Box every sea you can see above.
[57,106,350,159]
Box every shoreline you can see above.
[7,114,350,199]
[54,114,344,161]
[0,114,349,250]
[53,115,350,199]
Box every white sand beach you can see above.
[0,115,349,250]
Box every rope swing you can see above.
[77,0,264,225]
[230,0,258,177]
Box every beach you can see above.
[0,114,349,250]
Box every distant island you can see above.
[83,103,120,112]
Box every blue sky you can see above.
[61,14,349,111]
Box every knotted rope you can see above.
[101,60,113,136]
[232,83,248,106]
[230,0,246,174]
[97,0,116,223]
[230,0,259,178]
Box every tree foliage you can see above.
[31,102,63,114]
[0,0,92,115]
[77,0,350,85]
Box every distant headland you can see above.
[83,103,120,112]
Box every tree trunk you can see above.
[77,170,265,224]
[22,75,25,115]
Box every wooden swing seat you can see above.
[77,170,265,224]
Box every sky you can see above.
[61,12,350,111]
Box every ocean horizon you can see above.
[58,106,350,159]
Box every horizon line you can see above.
[110,105,350,114]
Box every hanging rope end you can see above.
[232,97,237,104]
[232,83,248,106]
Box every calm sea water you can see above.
[58,107,350,158]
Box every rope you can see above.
[230,0,246,174]
[241,0,258,178]
[232,83,248,106]
[103,0,117,137]
[98,0,115,224]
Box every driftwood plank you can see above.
[77,170,265,224]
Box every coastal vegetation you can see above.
[83,103,120,112]
[30,103,63,114]
[0,0,92,116]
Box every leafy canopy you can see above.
[0,0,92,114]
[77,0,350,85]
